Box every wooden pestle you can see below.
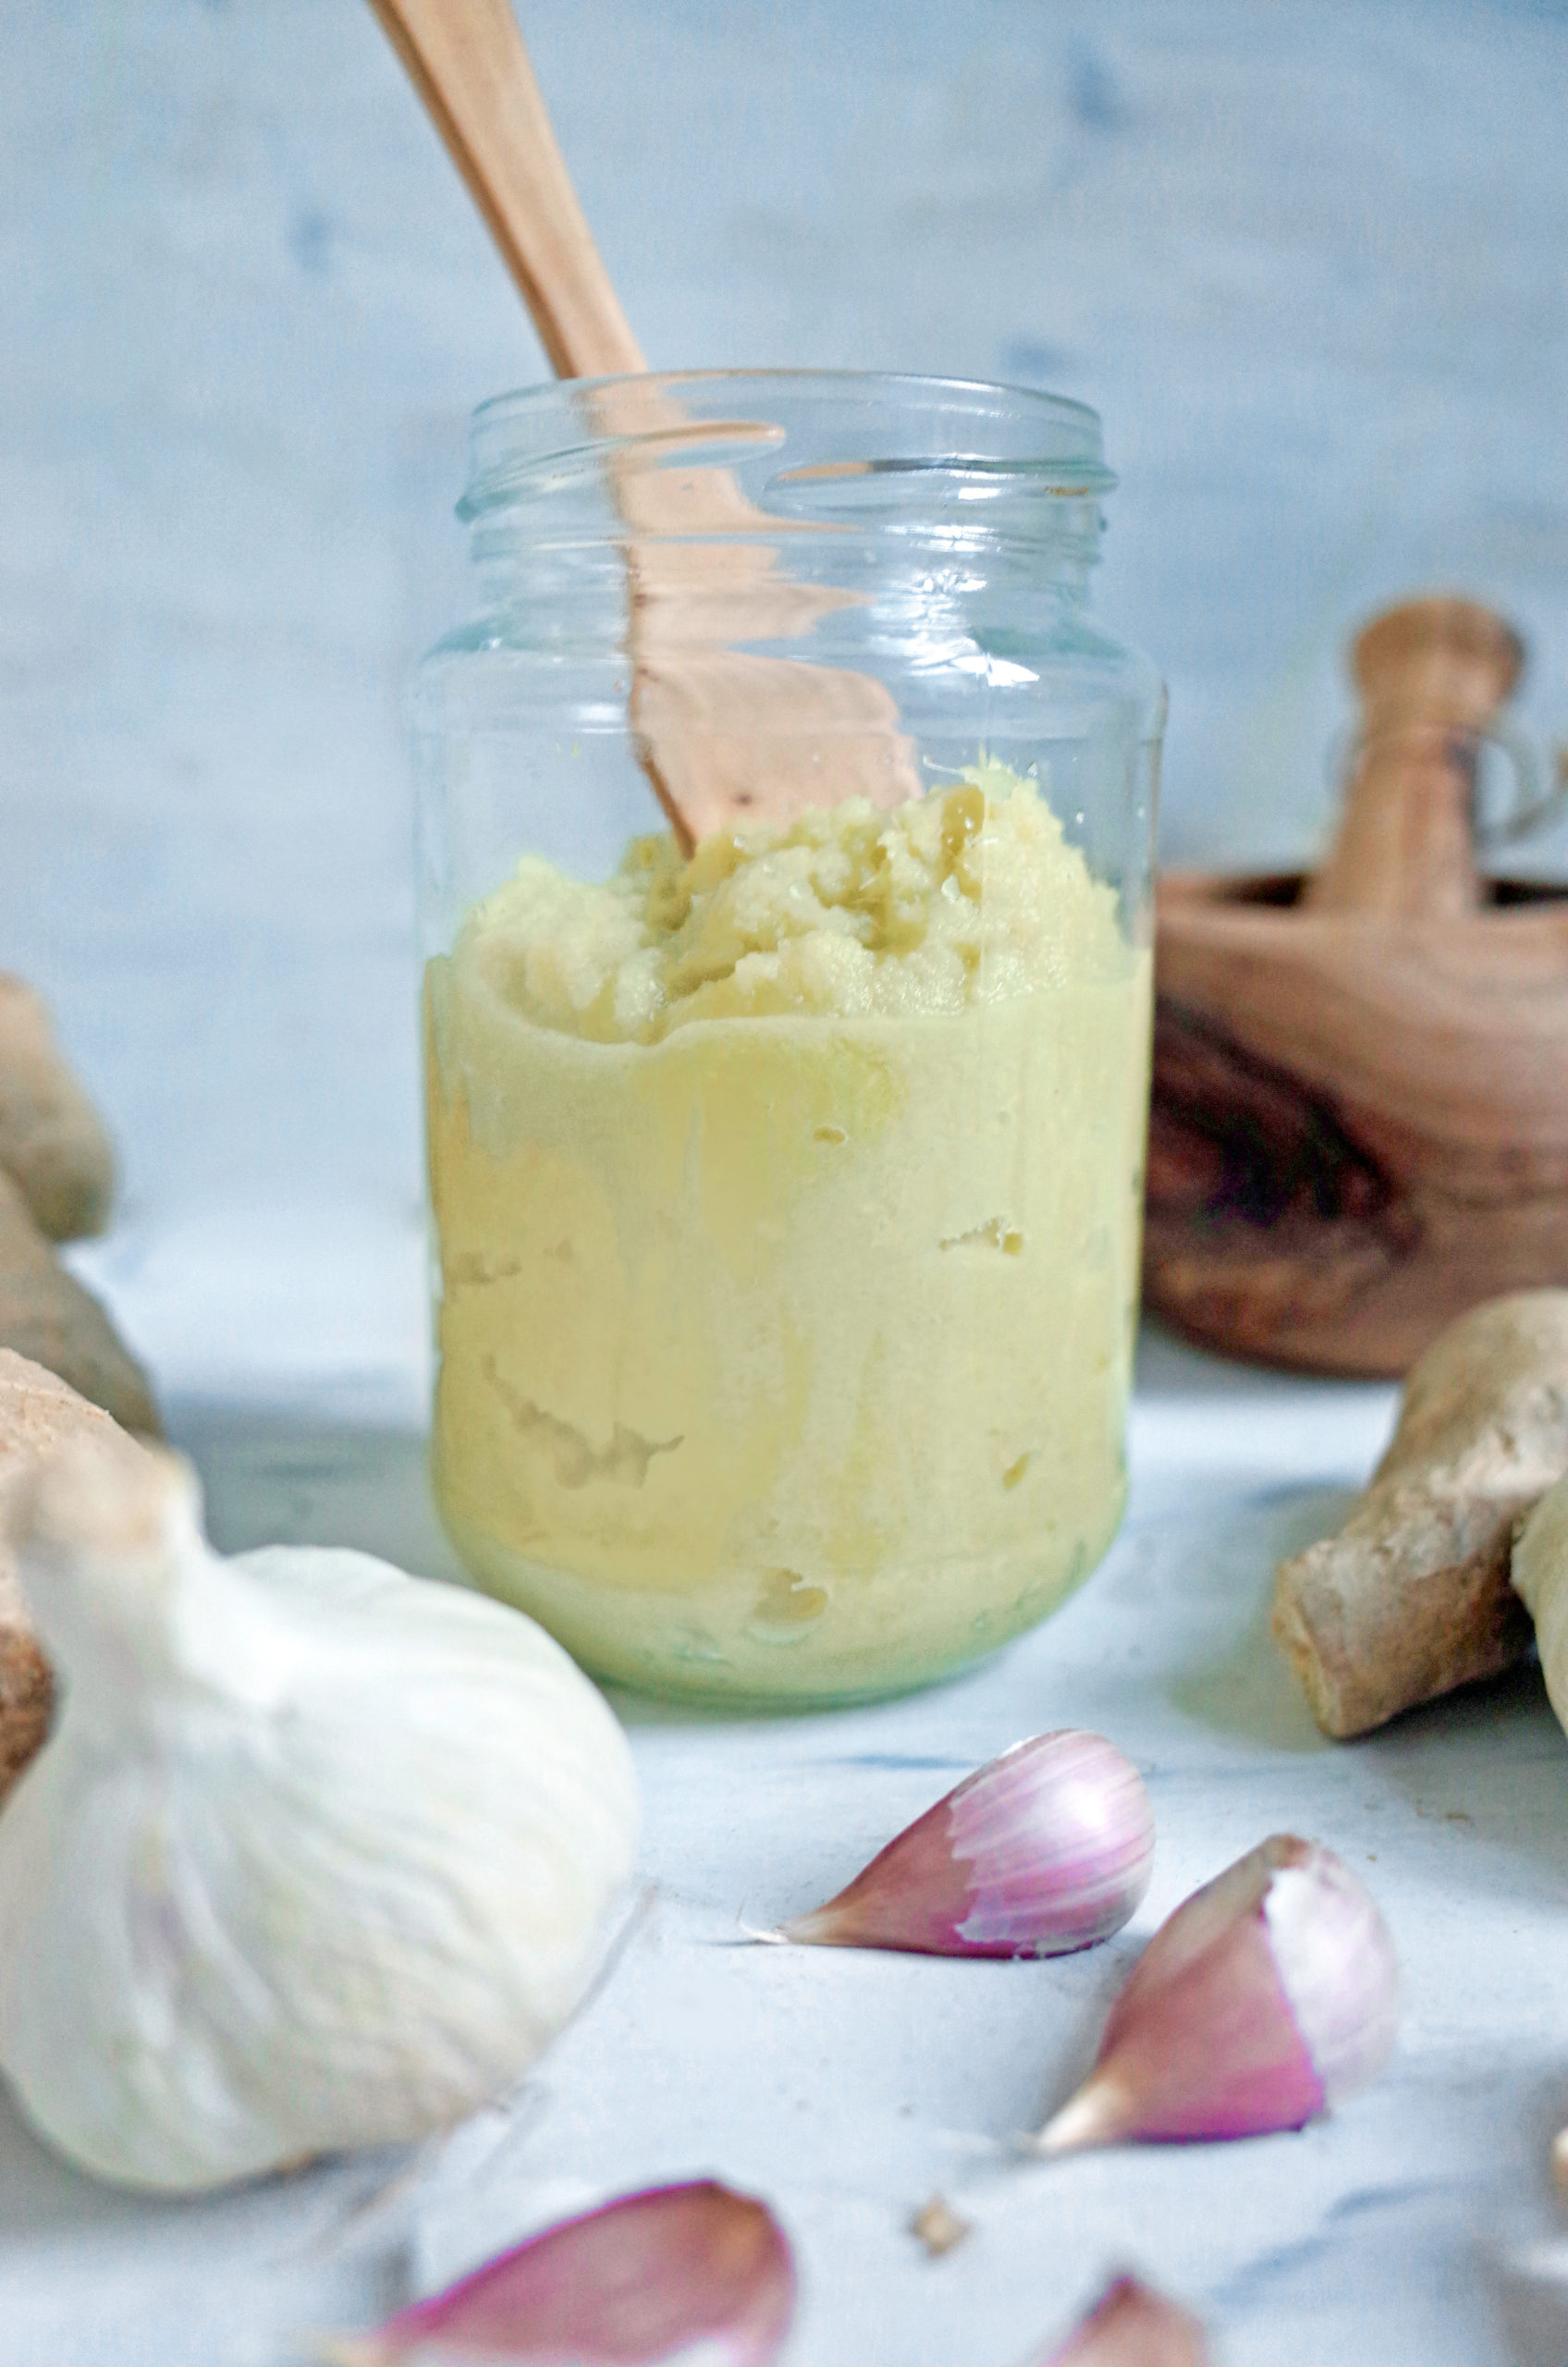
[1304,596,1524,918]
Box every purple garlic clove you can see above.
[777,1731,1155,1959]
[1033,2274,1210,2364]
[324,2179,794,2366]
[1037,1834,1398,2152]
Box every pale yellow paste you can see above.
[424,765,1151,1702]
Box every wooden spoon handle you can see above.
[368,0,644,377]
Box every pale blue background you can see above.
[6,0,1568,1251]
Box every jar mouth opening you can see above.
[461,369,1117,520]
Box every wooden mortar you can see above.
[1145,595,1568,1377]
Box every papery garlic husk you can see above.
[1037,1834,1397,2151]
[778,1732,1154,1957]
[325,2178,795,2366]
[0,1433,640,2193]
[910,2192,972,2256]
[1035,2274,1209,2364]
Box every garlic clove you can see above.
[327,2179,795,2365]
[1031,2274,1210,2364]
[1037,1834,1397,2151]
[0,1434,640,2192]
[778,1733,1154,1958]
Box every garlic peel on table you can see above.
[0,1433,639,2193]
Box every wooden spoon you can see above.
[369,0,920,847]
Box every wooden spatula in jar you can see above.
[368,0,920,848]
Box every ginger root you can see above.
[0,975,116,1243]
[0,1171,158,1438]
[1274,1291,1568,1738]
[0,979,158,1435]
[0,1349,141,1800]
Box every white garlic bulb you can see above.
[0,1432,639,2193]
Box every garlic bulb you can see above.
[0,1433,639,2192]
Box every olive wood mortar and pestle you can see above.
[1145,595,1568,1378]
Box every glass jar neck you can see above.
[459,371,1113,593]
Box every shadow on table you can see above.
[0,2083,152,2239]
[1482,2067,1568,2367]
[1354,1660,1568,1899]
[0,2076,406,2275]
[1162,1480,1355,1756]
[167,1402,465,1587]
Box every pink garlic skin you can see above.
[359,2179,794,2366]
[780,1732,1155,1959]
[1038,2274,1210,2365]
[1039,1835,1397,2151]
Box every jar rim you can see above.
[462,369,1117,519]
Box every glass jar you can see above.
[415,372,1163,1707]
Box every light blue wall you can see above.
[6,0,1568,1221]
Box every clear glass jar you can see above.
[415,372,1163,1706]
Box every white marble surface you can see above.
[13,1226,1568,2365]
